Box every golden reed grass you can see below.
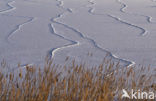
[0,59,155,101]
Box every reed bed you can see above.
[0,59,155,101]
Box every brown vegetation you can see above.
[0,59,155,101]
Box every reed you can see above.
[0,59,155,101]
